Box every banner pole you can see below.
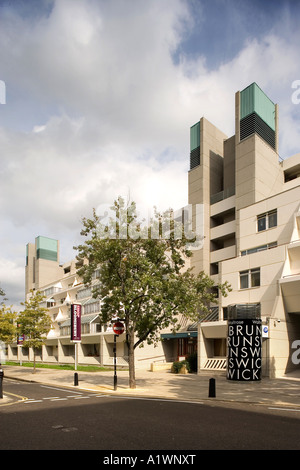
[114,334,117,391]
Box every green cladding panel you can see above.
[240,83,275,131]
[36,236,58,262]
[190,121,200,151]
[190,121,200,170]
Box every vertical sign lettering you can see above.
[227,319,262,381]
[71,304,81,341]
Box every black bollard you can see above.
[74,372,79,386]
[0,367,4,399]
[208,378,216,398]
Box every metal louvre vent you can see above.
[190,146,200,170]
[228,303,261,320]
[240,112,275,149]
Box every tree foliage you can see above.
[18,290,52,372]
[0,287,17,345]
[75,197,231,388]
[0,288,17,344]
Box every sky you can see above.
[1,0,300,307]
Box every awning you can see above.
[161,331,197,340]
[60,314,100,328]
[161,307,219,339]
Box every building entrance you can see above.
[178,337,197,360]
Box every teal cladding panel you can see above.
[240,83,275,131]
[190,121,200,151]
[36,236,58,261]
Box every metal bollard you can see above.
[0,367,4,399]
[74,372,79,386]
[208,378,216,398]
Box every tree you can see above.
[18,290,52,372]
[0,286,6,301]
[0,288,17,345]
[75,197,231,389]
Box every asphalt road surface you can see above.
[1,379,300,453]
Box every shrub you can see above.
[186,352,197,373]
[171,359,189,374]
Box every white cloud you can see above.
[0,257,24,310]
[0,0,300,303]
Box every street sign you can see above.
[113,321,125,335]
[112,321,125,391]
[71,304,82,341]
[262,325,269,338]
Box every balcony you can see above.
[43,286,62,297]
[210,245,236,264]
[210,186,235,205]
[279,275,300,313]
[287,240,300,262]
[210,220,235,241]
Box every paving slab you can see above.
[2,365,300,408]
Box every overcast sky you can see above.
[1,0,300,307]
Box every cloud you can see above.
[0,257,24,310]
[0,0,300,304]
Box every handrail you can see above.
[210,186,235,205]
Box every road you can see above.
[1,379,300,453]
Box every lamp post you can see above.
[112,320,125,391]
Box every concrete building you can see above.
[9,235,169,369]
[188,82,300,378]
[8,83,300,379]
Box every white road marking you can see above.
[268,407,300,412]
[24,400,43,403]
[40,385,83,394]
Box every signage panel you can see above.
[17,335,24,345]
[113,321,125,335]
[227,319,262,381]
[262,325,269,338]
[71,304,81,341]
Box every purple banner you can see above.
[71,304,81,341]
[17,334,24,345]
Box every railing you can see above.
[210,186,235,205]
[43,286,62,296]
[202,357,227,370]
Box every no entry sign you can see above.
[113,321,125,335]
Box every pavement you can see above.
[1,365,300,408]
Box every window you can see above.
[251,268,260,287]
[240,268,260,289]
[268,210,277,228]
[84,301,100,315]
[77,287,92,300]
[241,242,277,256]
[257,210,277,232]
[240,270,249,289]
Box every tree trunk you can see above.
[128,333,136,389]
